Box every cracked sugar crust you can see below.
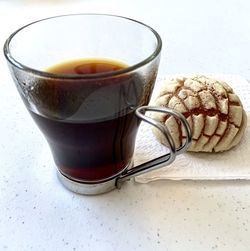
[152,75,248,152]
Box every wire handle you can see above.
[116,106,192,187]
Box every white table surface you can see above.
[1,0,250,250]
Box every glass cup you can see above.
[4,14,192,195]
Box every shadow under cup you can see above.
[4,14,162,184]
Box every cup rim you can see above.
[3,13,162,80]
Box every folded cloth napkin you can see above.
[134,74,250,183]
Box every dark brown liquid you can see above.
[27,58,152,181]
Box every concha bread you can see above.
[152,75,247,152]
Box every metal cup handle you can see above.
[116,106,192,187]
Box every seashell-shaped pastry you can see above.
[152,75,247,152]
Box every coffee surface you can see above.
[47,58,128,75]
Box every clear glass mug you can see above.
[4,14,192,195]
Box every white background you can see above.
[1,0,250,250]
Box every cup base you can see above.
[57,170,118,195]
[56,161,133,195]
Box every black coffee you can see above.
[29,58,151,181]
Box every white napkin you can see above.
[134,74,250,183]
